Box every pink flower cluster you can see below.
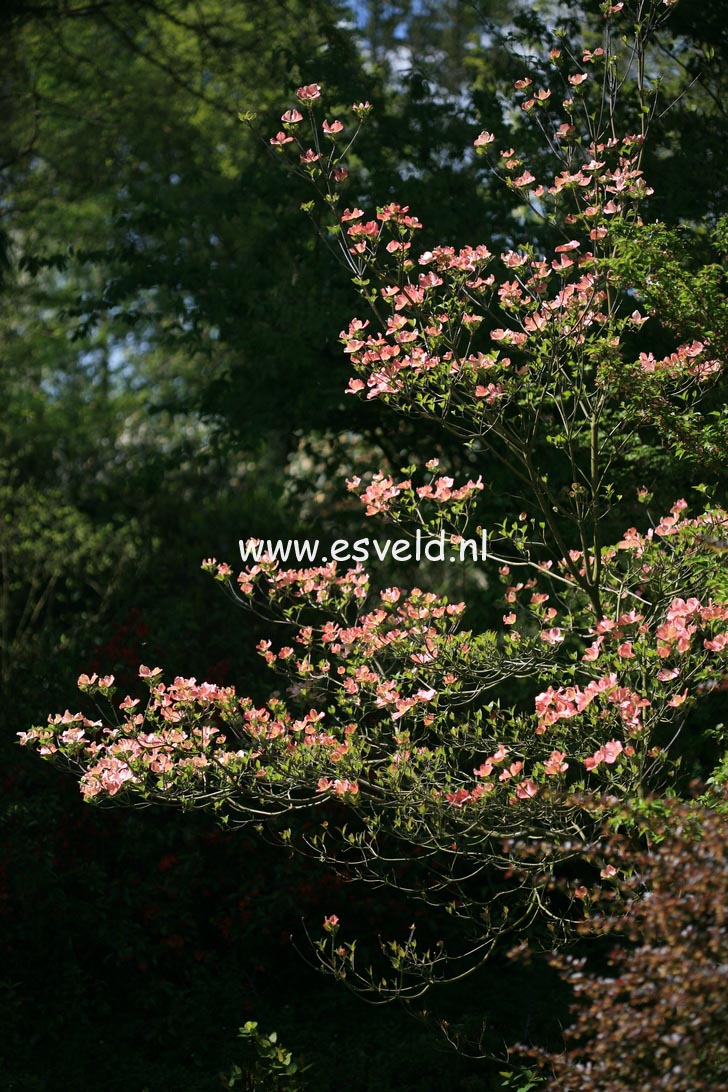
[20,672,245,799]
[338,152,669,412]
[445,745,540,807]
[478,122,654,217]
[346,470,484,517]
[583,739,624,772]
[656,597,728,659]
[233,558,370,605]
[638,340,721,380]
[341,203,422,258]
[616,504,728,556]
[535,673,649,738]
[348,472,405,516]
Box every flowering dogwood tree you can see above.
[21,0,728,1000]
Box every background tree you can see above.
[526,801,728,1092]
[0,2,518,1089]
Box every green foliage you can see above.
[223,1023,309,1091]
[499,1067,545,1092]
[0,468,143,715]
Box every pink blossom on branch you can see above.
[296,83,321,102]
